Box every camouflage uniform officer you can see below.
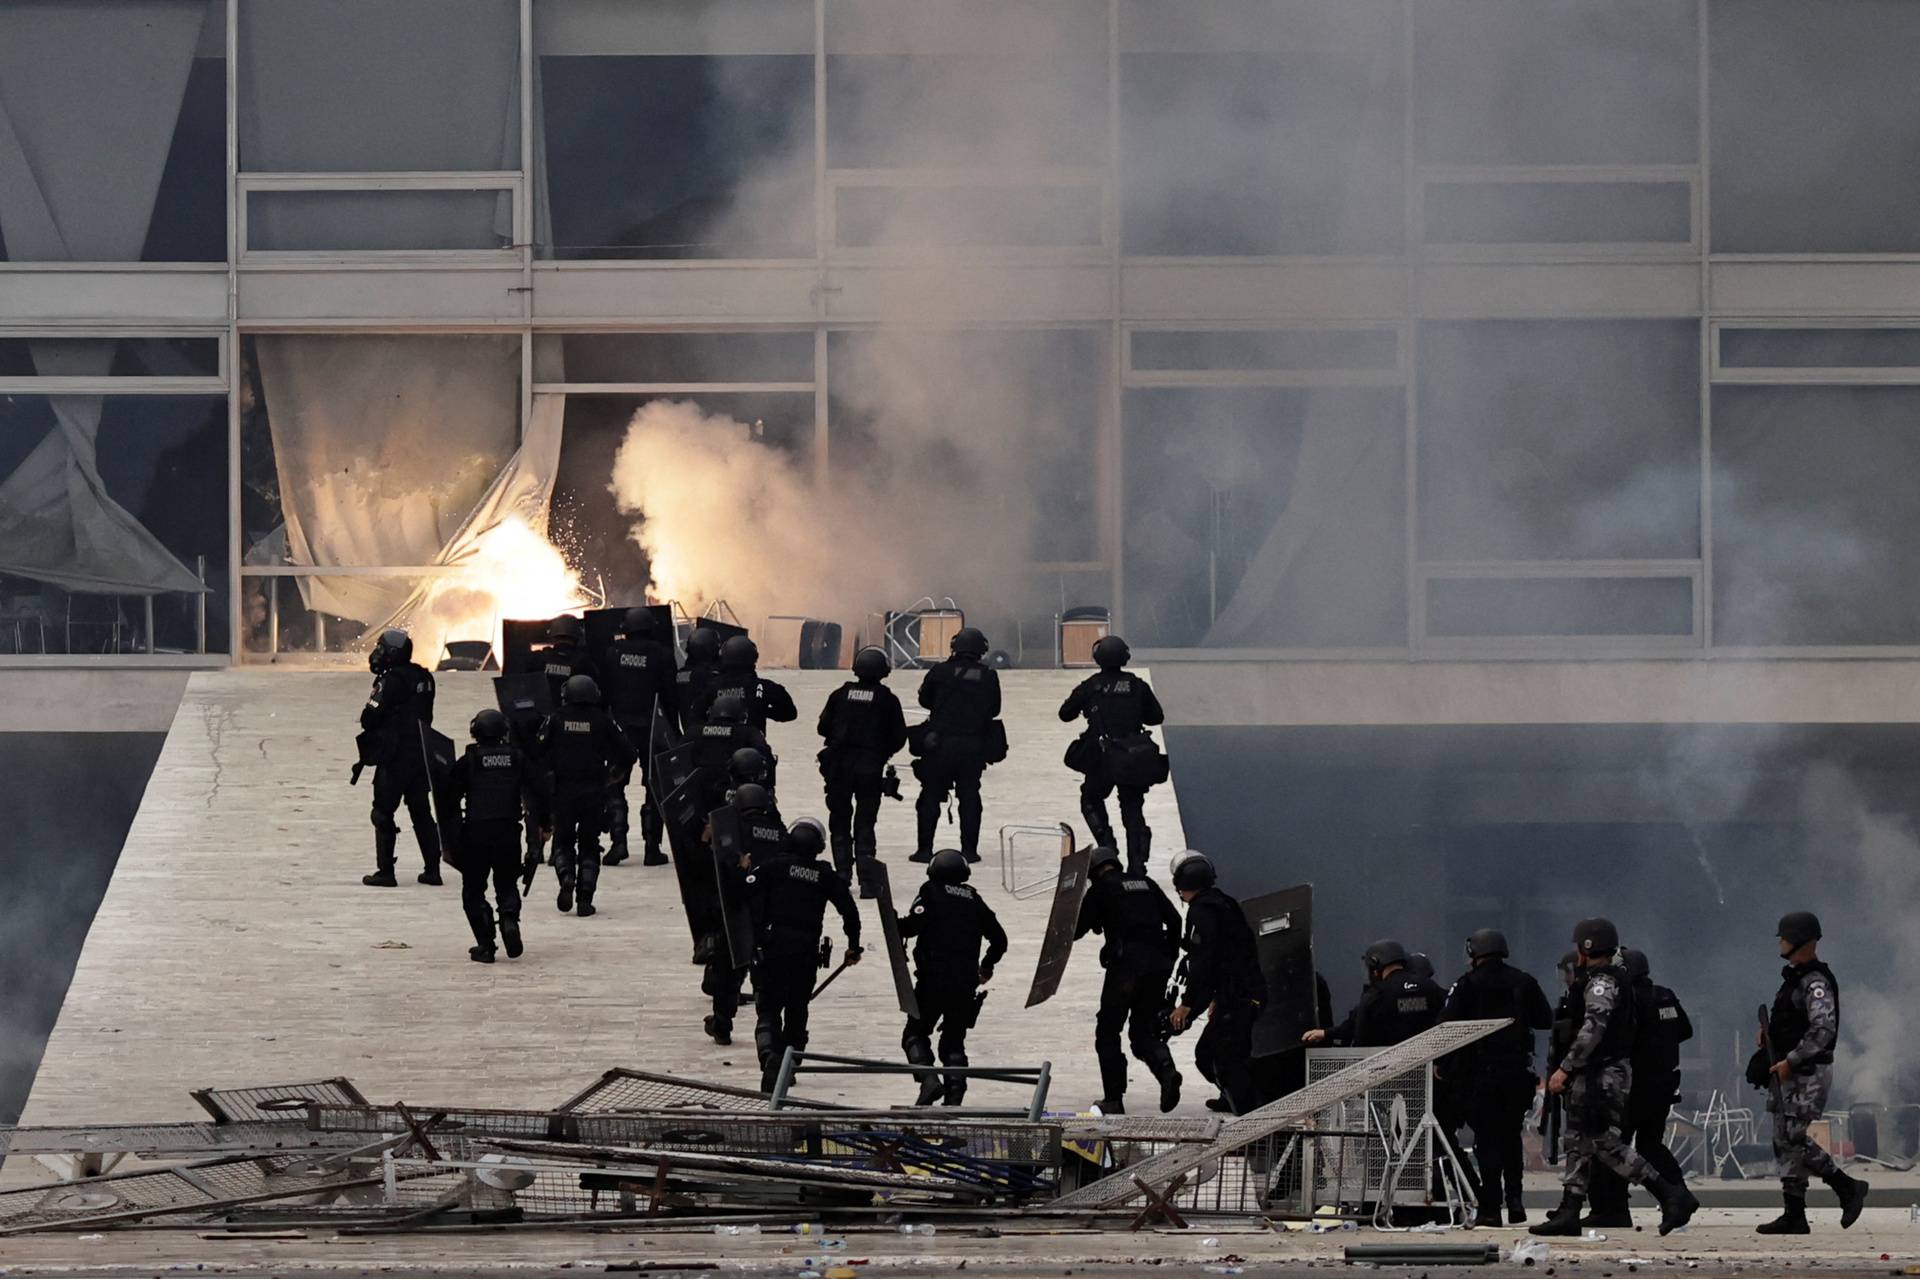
[1533,917,1698,1238]
[1756,911,1869,1234]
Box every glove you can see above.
[846,945,864,964]
[978,964,994,985]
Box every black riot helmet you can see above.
[1362,939,1409,976]
[1573,916,1620,959]
[731,782,773,814]
[1088,845,1123,875]
[371,627,412,671]
[930,848,971,884]
[951,627,989,658]
[470,708,509,742]
[1405,952,1436,981]
[1092,635,1131,670]
[621,606,655,638]
[1777,910,1822,949]
[728,746,769,785]
[720,634,759,671]
[709,692,749,725]
[562,674,601,706]
[547,614,584,645]
[686,627,721,664]
[1620,947,1650,982]
[1170,850,1216,892]
[852,646,890,682]
[786,818,827,859]
[1466,928,1509,961]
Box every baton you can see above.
[812,957,853,999]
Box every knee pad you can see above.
[903,1035,934,1067]
[371,809,398,834]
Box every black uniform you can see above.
[1060,671,1166,874]
[1327,969,1445,1047]
[535,702,635,914]
[1181,885,1264,1114]
[524,639,598,707]
[899,879,1009,1104]
[602,633,678,863]
[741,852,861,1091]
[446,740,546,956]
[690,719,774,810]
[1590,975,1693,1215]
[675,656,722,736]
[817,676,907,878]
[913,656,1003,859]
[1076,867,1183,1107]
[361,660,439,879]
[1442,960,1555,1217]
[706,794,785,1039]
[693,666,799,734]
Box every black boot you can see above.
[500,917,524,959]
[556,885,573,914]
[1149,1056,1183,1114]
[854,849,878,900]
[1507,1194,1528,1225]
[704,1014,732,1046]
[365,826,398,886]
[1581,1206,1633,1228]
[909,848,933,863]
[906,1038,941,1106]
[1205,1095,1234,1113]
[1529,1190,1584,1237]
[831,837,854,883]
[1648,1176,1699,1236]
[1124,823,1151,876]
[469,945,495,964]
[1096,1097,1125,1114]
[1755,1193,1808,1235]
[1473,1202,1503,1229]
[417,866,443,886]
[642,845,669,866]
[1825,1171,1869,1229]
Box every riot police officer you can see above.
[674,627,724,735]
[899,849,1008,1105]
[1074,846,1183,1114]
[691,694,774,811]
[445,708,547,963]
[692,635,798,732]
[1441,929,1555,1227]
[524,615,598,704]
[1586,947,1694,1227]
[740,817,862,1091]
[535,674,635,918]
[1059,637,1167,875]
[1755,912,1868,1234]
[1167,852,1263,1115]
[1532,918,1698,1238]
[1305,940,1444,1048]
[912,627,1004,865]
[704,781,785,1045]
[817,646,908,891]
[358,628,441,888]
[602,606,677,867]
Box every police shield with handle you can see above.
[1531,918,1698,1238]
[738,817,862,1093]
[1745,911,1869,1235]
[601,607,677,868]
[910,628,1005,866]
[898,849,1008,1106]
[356,628,443,888]
[1059,636,1167,876]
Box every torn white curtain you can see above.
[0,1,212,596]
[238,0,519,249]
[254,335,522,625]
[376,391,569,639]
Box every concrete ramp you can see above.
[19,669,1185,1127]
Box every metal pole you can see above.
[268,576,280,660]
[1029,1061,1052,1123]
[145,596,156,654]
[196,555,208,654]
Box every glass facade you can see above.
[3,0,1917,661]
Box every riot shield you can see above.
[651,741,695,799]
[865,859,921,1020]
[660,778,716,946]
[501,618,554,677]
[1025,825,1090,1008]
[417,723,460,859]
[493,671,551,724]
[706,804,755,970]
[1243,884,1317,1058]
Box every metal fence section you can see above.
[0,1120,354,1158]
[0,1153,370,1235]
[1048,1019,1511,1212]
[191,1078,369,1123]
[1289,1047,1435,1210]
[556,1068,837,1114]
